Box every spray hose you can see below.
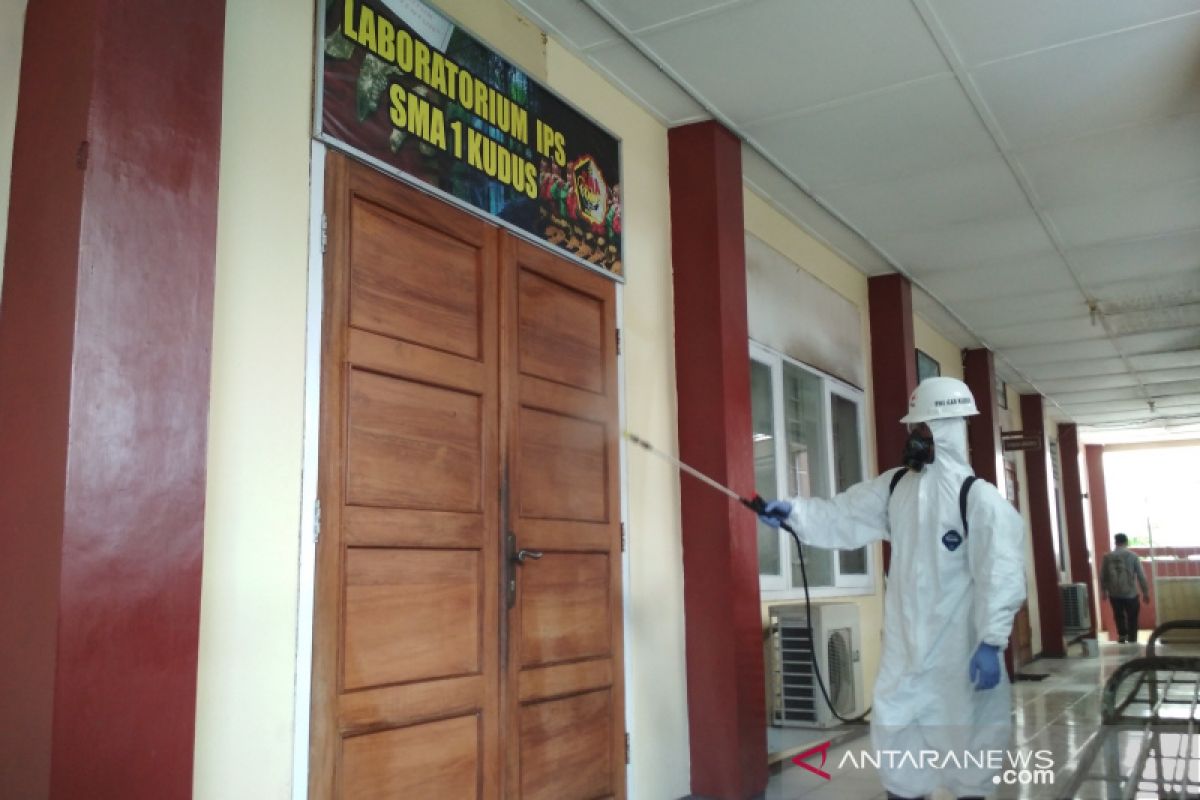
[625,431,870,726]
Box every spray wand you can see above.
[623,430,870,725]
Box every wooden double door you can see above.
[311,154,625,799]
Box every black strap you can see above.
[959,476,979,537]
[887,468,979,538]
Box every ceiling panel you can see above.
[950,289,1085,329]
[918,261,1076,305]
[818,155,1030,238]
[745,76,996,189]
[634,0,949,123]
[1093,274,1200,314]
[1066,228,1200,286]
[1071,405,1200,424]
[1053,386,1150,405]
[1046,178,1200,249]
[1104,304,1200,337]
[590,0,744,34]
[927,0,1200,67]
[511,0,619,49]
[585,40,709,123]
[1061,397,1200,415]
[1131,351,1200,371]
[972,14,1200,147]
[1035,373,1140,393]
[1021,357,1128,380]
[1014,113,1200,208]
[1147,379,1200,397]
[1002,337,1120,366]
[878,216,1057,273]
[975,316,1096,349]
[741,147,892,276]
[1139,367,1200,384]
[1118,329,1200,355]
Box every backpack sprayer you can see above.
[623,431,869,725]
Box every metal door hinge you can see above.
[321,213,328,254]
[625,732,630,764]
[314,499,322,544]
[620,522,626,553]
[615,327,621,355]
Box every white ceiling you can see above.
[510,0,1200,439]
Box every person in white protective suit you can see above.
[759,377,1026,800]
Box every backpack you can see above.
[1101,551,1138,597]
[888,467,978,537]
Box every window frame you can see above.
[750,341,875,600]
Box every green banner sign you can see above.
[320,0,624,277]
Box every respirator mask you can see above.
[902,424,934,471]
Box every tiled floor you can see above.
[763,633,1200,799]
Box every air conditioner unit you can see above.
[768,603,863,728]
[1060,582,1091,631]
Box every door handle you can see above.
[514,548,544,563]
[506,534,543,609]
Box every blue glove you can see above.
[758,500,792,529]
[969,643,1002,691]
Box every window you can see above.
[915,349,940,382]
[750,341,873,597]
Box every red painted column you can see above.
[962,347,1020,676]
[868,275,918,473]
[1058,424,1098,636]
[668,121,767,799]
[1085,445,1118,639]
[963,348,1002,488]
[0,1,225,797]
[1019,395,1066,657]
[868,274,917,576]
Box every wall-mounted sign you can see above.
[318,0,623,279]
[1001,431,1042,452]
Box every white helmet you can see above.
[900,376,979,424]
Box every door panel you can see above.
[520,554,610,665]
[314,155,500,799]
[345,369,483,510]
[517,408,608,522]
[350,197,483,360]
[519,690,614,800]
[343,548,481,689]
[517,269,606,393]
[503,236,625,800]
[341,714,480,799]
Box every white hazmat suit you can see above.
[778,416,1026,798]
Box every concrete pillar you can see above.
[868,275,918,474]
[1085,445,1118,639]
[0,1,225,796]
[1019,395,1066,657]
[963,348,1003,488]
[1058,424,1098,636]
[868,274,917,576]
[668,121,766,799]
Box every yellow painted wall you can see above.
[743,188,886,718]
[193,0,314,795]
[913,315,963,381]
[0,0,27,293]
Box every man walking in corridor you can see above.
[1101,533,1150,644]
